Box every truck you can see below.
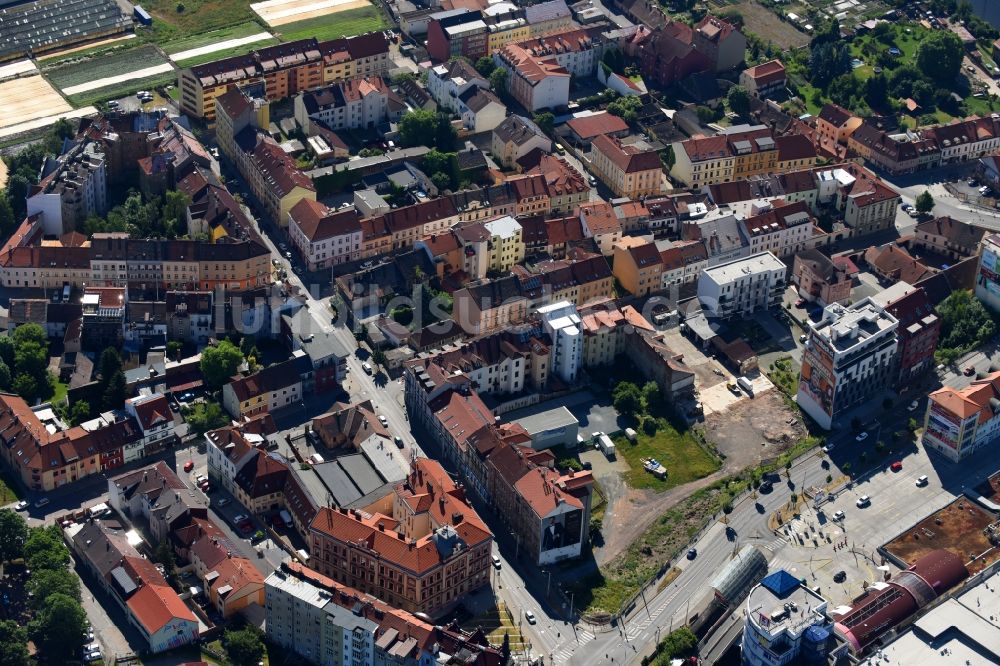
[593,431,616,458]
[737,376,754,398]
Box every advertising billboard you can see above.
[979,248,1000,299]
[540,508,583,553]
[799,345,836,417]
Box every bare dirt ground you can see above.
[885,497,1000,575]
[734,1,811,50]
[0,76,72,129]
[593,389,802,564]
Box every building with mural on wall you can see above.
[975,233,1000,313]
[922,371,1000,462]
[797,298,898,429]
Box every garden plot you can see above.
[252,0,373,27]
[169,32,274,62]
[44,44,170,95]
[0,75,73,131]
[0,59,37,82]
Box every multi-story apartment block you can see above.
[287,199,363,270]
[589,134,663,199]
[483,215,525,272]
[222,353,311,419]
[307,458,493,617]
[923,371,1000,462]
[847,115,1000,175]
[494,43,571,112]
[814,103,862,149]
[697,251,785,319]
[508,27,607,78]
[123,394,174,458]
[491,115,552,168]
[579,300,654,366]
[912,215,986,261]
[659,240,709,288]
[791,250,853,307]
[452,275,529,335]
[27,140,107,236]
[637,15,745,86]
[538,300,583,383]
[672,124,800,188]
[613,240,663,297]
[293,76,404,134]
[178,34,390,121]
[797,298,898,429]
[739,199,816,258]
[426,58,488,112]
[426,9,490,62]
[976,233,1000,313]
[741,570,832,666]
[525,0,573,36]
[264,561,504,666]
[871,282,940,387]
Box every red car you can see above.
[795,298,806,307]
[183,460,194,472]
[890,461,902,472]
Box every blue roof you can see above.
[804,625,830,643]
[761,569,800,597]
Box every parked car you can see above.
[216,497,231,507]
[525,610,536,624]
[687,548,697,560]
[492,555,501,570]
[362,361,373,374]
[799,334,808,343]
[964,365,976,376]
[184,460,194,472]
[822,443,834,453]
[856,495,871,508]
[833,570,847,583]
[890,461,902,472]
[394,435,404,449]
[379,414,388,426]
[855,431,868,442]
[233,513,249,525]
[908,400,919,411]
[833,510,845,521]
[14,501,27,511]
[34,498,49,508]
[916,475,929,487]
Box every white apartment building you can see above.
[123,394,173,459]
[426,58,489,112]
[293,77,400,134]
[697,251,786,319]
[797,298,899,430]
[538,300,582,383]
[483,215,524,272]
[27,141,107,236]
[740,201,814,258]
[741,570,832,666]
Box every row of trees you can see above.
[0,510,87,664]
[935,289,997,365]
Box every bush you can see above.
[642,416,659,436]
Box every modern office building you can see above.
[797,298,899,429]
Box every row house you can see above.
[493,42,571,112]
[287,199,363,270]
[265,561,505,666]
[791,250,854,307]
[871,282,940,388]
[508,26,608,78]
[452,275,529,336]
[0,393,142,491]
[579,300,655,366]
[491,115,552,169]
[221,352,312,419]
[660,240,709,288]
[205,413,277,498]
[738,59,786,99]
[307,459,493,617]
[521,154,589,213]
[515,250,615,309]
[123,394,174,461]
[293,76,404,134]
[923,371,1000,462]
[178,33,390,121]
[426,58,489,112]
[739,199,817,258]
[912,215,986,262]
[613,240,663,297]
[589,134,664,199]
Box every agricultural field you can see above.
[139,0,260,43]
[0,75,72,131]
[43,45,169,91]
[161,21,271,54]
[274,4,387,42]
[253,0,375,26]
[171,39,281,67]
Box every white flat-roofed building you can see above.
[797,298,898,429]
[512,406,579,449]
[697,251,786,319]
[742,569,837,666]
[538,300,582,383]
[483,215,524,271]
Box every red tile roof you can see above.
[127,583,197,635]
[566,111,629,140]
[591,134,662,173]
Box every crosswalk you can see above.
[760,535,788,553]
[550,628,596,664]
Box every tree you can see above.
[809,41,851,87]
[26,568,80,610]
[0,362,10,391]
[0,620,29,666]
[0,337,13,370]
[398,110,456,151]
[28,593,87,662]
[223,626,265,666]
[726,85,751,117]
[103,371,126,410]
[24,526,70,571]
[184,402,230,435]
[606,95,642,123]
[166,340,183,361]
[6,175,30,220]
[67,400,91,426]
[0,510,27,562]
[916,31,964,84]
[99,347,122,383]
[475,56,495,77]
[155,539,177,583]
[11,374,39,404]
[0,196,14,237]
[532,112,555,135]
[915,190,934,213]
[489,68,507,95]
[937,289,996,352]
[612,381,643,417]
[641,381,661,411]
[200,340,244,389]
[601,48,625,75]
[865,72,889,109]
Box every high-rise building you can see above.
[537,300,582,383]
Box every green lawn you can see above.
[138,0,260,44]
[615,423,720,491]
[274,5,387,43]
[0,474,20,503]
[51,377,68,406]
[161,21,271,54]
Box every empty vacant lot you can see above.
[734,2,810,50]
